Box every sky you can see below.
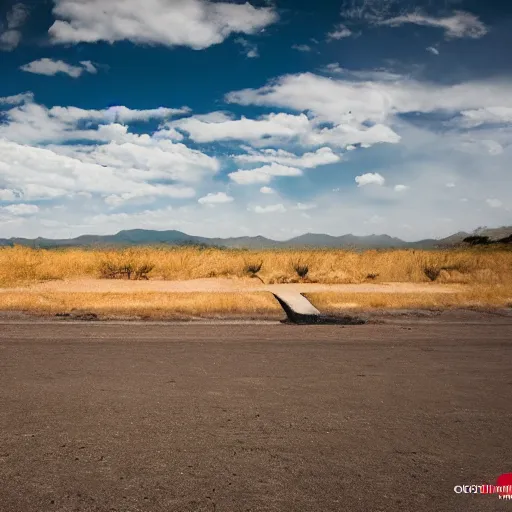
[0,0,511,241]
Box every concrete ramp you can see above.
[272,292,366,325]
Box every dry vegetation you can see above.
[0,245,511,286]
[306,287,512,311]
[0,245,510,315]
[0,292,281,319]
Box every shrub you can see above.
[424,266,441,281]
[291,259,309,279]
[463,236,490,245]
[98,253,154,280]
[243,260,263,282]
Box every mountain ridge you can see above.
[1,226,511,249]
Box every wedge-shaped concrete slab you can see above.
[272,292,366,325]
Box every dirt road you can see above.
[1,317,511,511]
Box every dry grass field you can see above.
[0,245,510,317]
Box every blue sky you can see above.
[0,0,511,240]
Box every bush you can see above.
[463,236,490,245]
[243,260,263,282]
[98,253,154,280]
[291,259,309,279]
[424,266,441,281]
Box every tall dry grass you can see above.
[0,245,511,288]
[0,291,280,319]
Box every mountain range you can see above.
[1,226,511,249]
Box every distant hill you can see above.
[0,226,511,250]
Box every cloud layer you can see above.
[49,0,278,49]
[20,58,98,78]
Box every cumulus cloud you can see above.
[225,71,512,159]
[20,58,98,78]
[226,72,512,125]
[0,96,220,207]
[1,203,39,216]
[426,46,439,55]
[198,192,234,204]
[486,198,502,208]
[293,203,317,210]
[0,3,28,51]
[49,0,278,49]
[229,164,302,185]
[234,147,340,168]
[260,186,275,194]
[252,204,286,213]
[0,139,199,202]
[394,184,409,192]
[355,173,385,187]
[174,107,399,150]
[0,91,33,105]
[0,99,191,144]
[378,11,487,39]
[365,214,385,225]
[327,23,352,40]
[172,112,311,143]
[80,60,98,74]
[0,189,19,201]
[235,37,259,58]
[292,44,311,52]
[459,107,512,127]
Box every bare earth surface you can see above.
[1,316,511,512]
[0,277,459,294]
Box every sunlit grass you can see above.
[1,245,510,287]
[0,291,281,319]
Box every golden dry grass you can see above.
[0,292,281,319]
[0,245,511,287]
[0,245,510,315]
[306,286,512,311]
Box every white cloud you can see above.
[252,204,286,214]
[235,38,259,58]
[20,58,98,78]
[226,72,512,126]
[459,107,512,127]
[378,11,487,39]
[486,198,502,208]
[260,186,275,194]
[49,0,278,49]
[0,92,33,105]
[0,139,200,201]
[292,44,311,52]
[293,203,317,210]
[355,173,385,187]
[481,140,504,156]
[229,164,302,185]
[1,203,39,216]
[0,3,28,51]
[174,108,399,150]
[198,192,234,204]
[234,147,340,168]
[394,184,409,192]
[365,214,385,225]
[426,46,439,55]
[327,23,352,40]
[80,60,98,74]
[173,112,311,143]
[0,189,19,201]
[0,30,22,51]
[0,100,191,144]
[446,182,456,188]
